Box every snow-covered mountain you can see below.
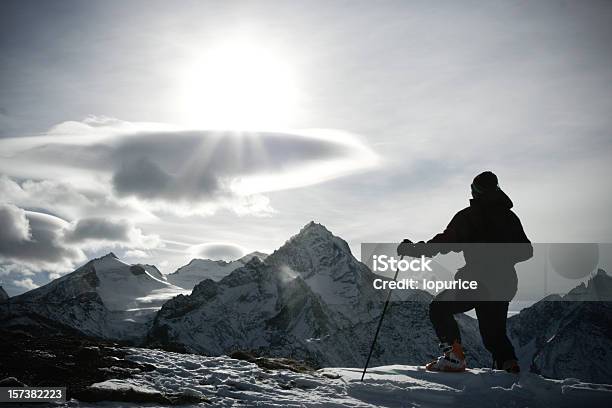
[149,222,490,367]
[138,263,167,282]
[508,269,612,384]
[166,252,267,290]
[0,253,188,341]
[3,221,611,385]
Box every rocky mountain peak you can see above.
[239,251,268,262]
[564,268,612,301]
[297,221,334,239]
[593,268,611,282]
[244,254,264,267]
[284,221,351,256]
[267,222,355,279]
[102,252,118,260]
[0,286,9,303]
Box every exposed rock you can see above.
[0,326,156,400]
[76,379,210,405]
[509,270,612,384]
[229,350,317,373]
[76,381,171,404]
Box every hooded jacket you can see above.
[427,189,533,300]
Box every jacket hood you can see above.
[470,188,513,210]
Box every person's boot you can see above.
[501,359,520,374]
[425,341,467,372]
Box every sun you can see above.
[179,40,299,130]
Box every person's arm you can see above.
[398,210,469,257]
[425,210,470,255]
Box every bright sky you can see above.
[1,0,611,295]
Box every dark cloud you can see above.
[64,217,132,243]
[0,206,160,287]
[112,157,173,199]
[62,216,160,250]
[114,131,348,174]
[0,207,83,266]
[112,156,220,200]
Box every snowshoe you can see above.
[425,341,466,372]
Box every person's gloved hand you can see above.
[397,240,429,257]
[397,239,416,256]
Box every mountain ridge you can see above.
[148,221,490,367]
[166,251,268,289]
[1,253,187,341]
[2,222,611,383]
[508,268,612,383]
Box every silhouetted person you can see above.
[398,171,532,373]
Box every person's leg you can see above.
[474,301,517,368]
[426,290,476,371]
[429,289,475,345]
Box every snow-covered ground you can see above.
[62,347,611,407]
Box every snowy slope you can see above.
[508,269,612,384]
[166,251,267,289]
[138,264,167,282]
[1,253,188,341]
[65,347,612,407]
[150,222,490,368]
[92,254,186,312]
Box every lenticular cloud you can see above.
[0,118,378,214]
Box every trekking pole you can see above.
[360,241,411,381]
